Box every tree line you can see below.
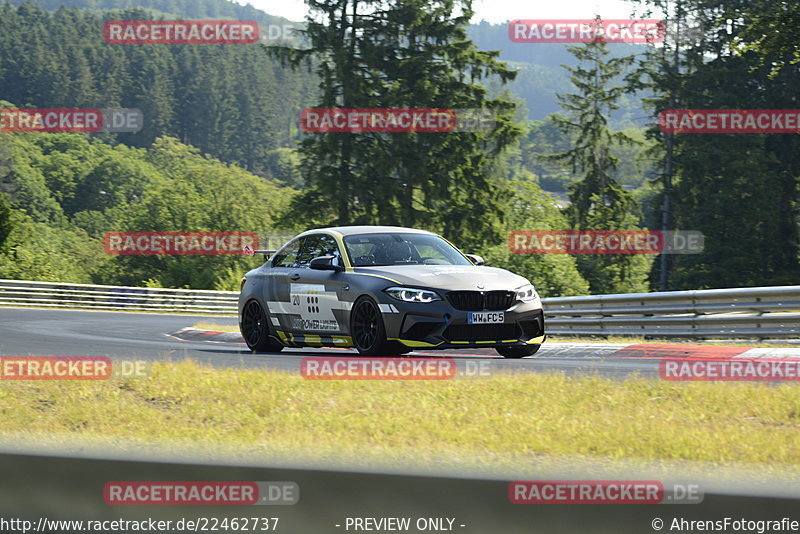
[0,2,316,180]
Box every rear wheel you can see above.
[350,296,396,355]
[241,299,283,353]
[496,344,540,358]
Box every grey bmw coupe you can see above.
[238,226,545,358]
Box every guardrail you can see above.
[1,279,798,338]
[0,279,237,314]
[544,285,800,339]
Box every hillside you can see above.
[9,0,649,125]
[8,0,293,25]
[0,2,316,182]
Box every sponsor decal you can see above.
[417,267,500,277]
[509,481,702,504]
[508,230,704,254]
[288,284,342,332]
[509,19,664,43]
[659,109,800,133]
[103,231,258,255]
[104,481,298,505]
[290,316,339,332]
[0,108,142,133]
[660,358,800,381]
[103,20,259,44]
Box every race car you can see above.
[238,226,545,358]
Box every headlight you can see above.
[384,287,442,303]
[515,284,538,302]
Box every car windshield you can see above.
[343,233,472,267]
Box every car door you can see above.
[284,233,348,339]
[261,236,303,337]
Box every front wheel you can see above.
[350,296,396,355]
[496,344,540,358]
[241,299,284,353]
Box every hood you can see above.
[352,264,530,292]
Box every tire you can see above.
[350,296,394,355]
[240,299,284,353]
[496,344,540,358]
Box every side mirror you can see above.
[309,255,344,271]
[465,254,485,266]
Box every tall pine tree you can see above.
[268,0,521,249]
[543,28,651,293]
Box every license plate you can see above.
[468,312,504,324]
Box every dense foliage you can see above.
[0,126,296,289]
[631,0,800,288]
[0,2,316,177]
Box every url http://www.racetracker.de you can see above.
[0,517,280,533]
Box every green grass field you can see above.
[1,360,799,475]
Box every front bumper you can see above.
[381,297,546,350]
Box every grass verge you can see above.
[1,360,799,475]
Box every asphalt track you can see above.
[1,307,794,380]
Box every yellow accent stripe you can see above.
[347,271,402,284]
[392,336,543,347]
[279,332,353,347]
[303,334,323,345]
[286,331,300,347]
[389,338,443,348]
[326,229,353,270]
[526,335,545,345]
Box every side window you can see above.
[272,238,302,267]
[296,234,342,267]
